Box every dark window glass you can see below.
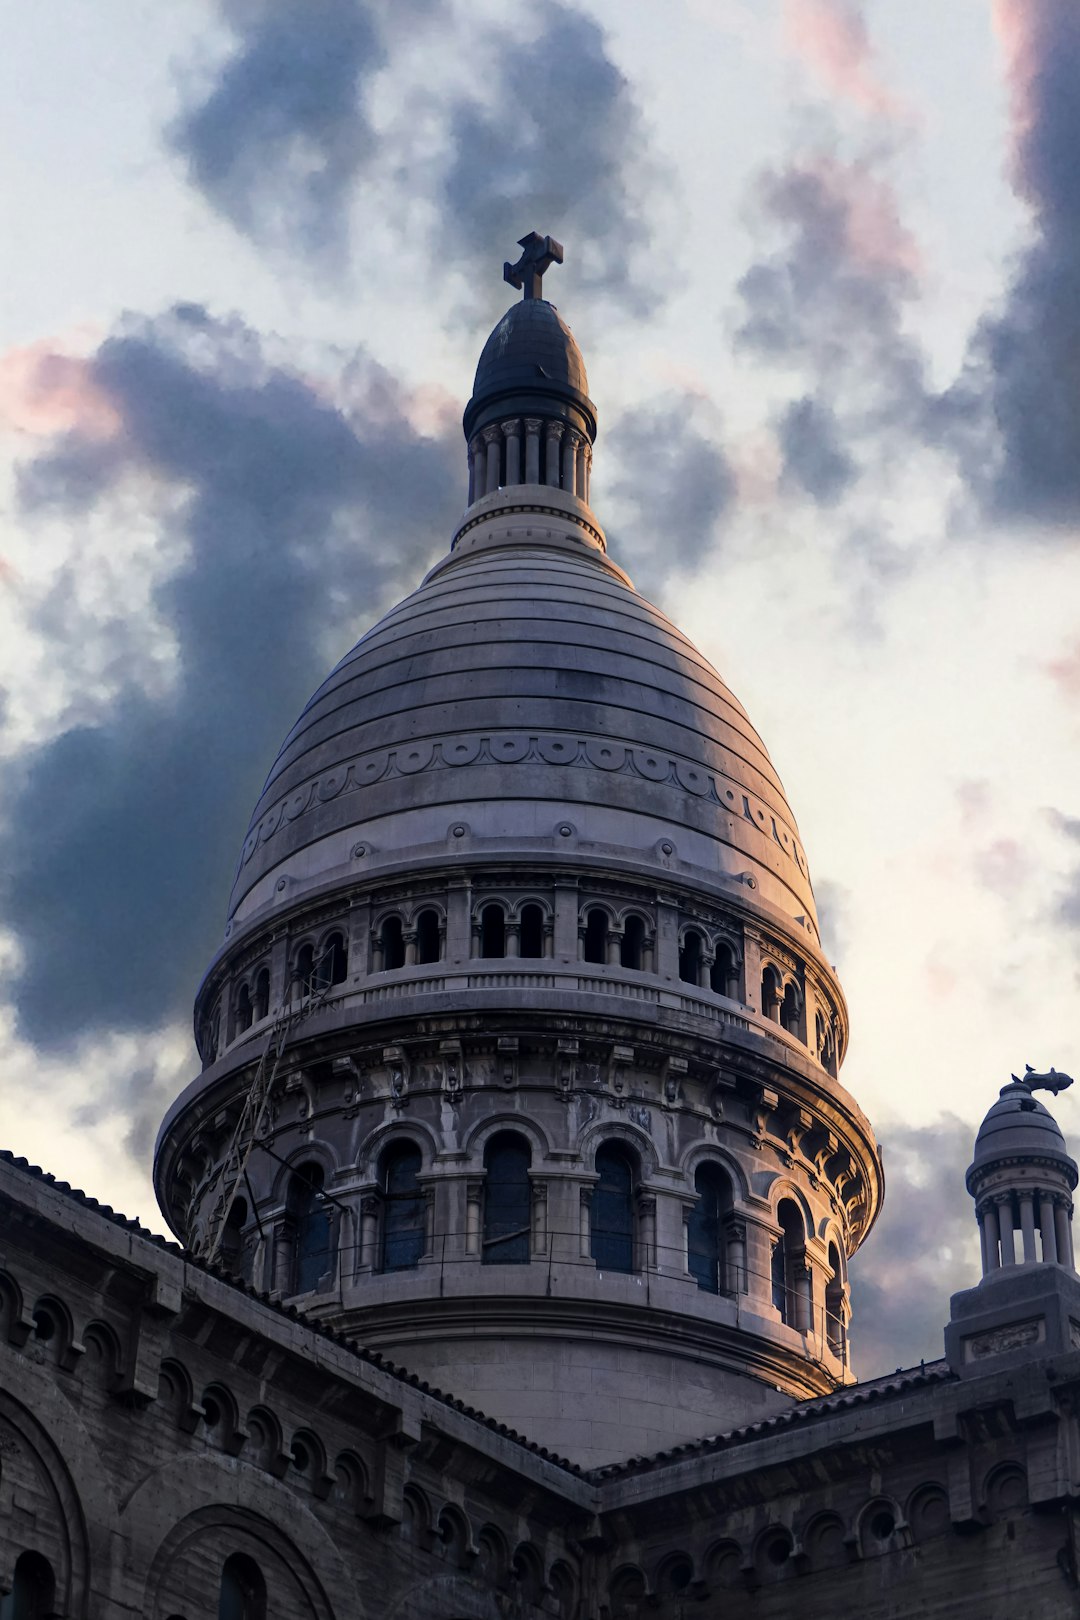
[296,943,315,996]
[2,1552,54,1620]
[621,915,645,970]
[235,983,253,1033]
[218,1553,266,1620]
[583,908,608,964]
[323,932,347,986]
[781,981,800,1034]
[481,904,506,958]
[679,930,703,984]
[519,904,544,959]
[592,1145,635,1273]
[288,1165,332,1294]
[253,968,270,1021]
[774,1200,804,1324]
[381,916,405,970]
[416,909,441,964]
[382,1146,425,1272]
[482,1135,532,1264]
[710,946,735,996]
[688,1165,730,1293]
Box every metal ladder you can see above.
[202,950,333,1266]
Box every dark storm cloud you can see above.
[169,0,413,267]
[778,396,857,504]
[849,1115,977,1375]
[438,1,660,314]
[4,305,459,1049]
[600,399,735,596]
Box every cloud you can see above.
[784,0,905,121]
[0,341,121,440]
[437,1,662,315]
[813,878,852,968]
[2,304,460,1050]
[777,396,857,504]
[849,1114,978,1375]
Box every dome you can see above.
[968,1081,1077,1184]
[226,508,819,938]
[463,300,596,444]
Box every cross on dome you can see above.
[503,231,564,300]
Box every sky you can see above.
[1,0,1079,1381]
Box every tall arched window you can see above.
[235,982,253,1034]
[380,916,405,971]
[482,1133,532,1264]
[1,1552,55,1620]
[687,1164,732,1294]
[826,1242,845,1358]
[322,931,348,986]
[288,1164,332,1295]
[253,967,270,1022]
[781,980,801,1036]
[519,903,545,959]
[381,1144,425,1272]
[710,943,738,998]
[481,903,506,958]
[583,908,608,964]
[416,908,441,964]
[295,942,316,996]
[591,1144,636,1273]
[773,1199,805,1326]
[218,1553,266,1620]
[621,915,646,970]
[761,964,783,1022]
[679,930,704,985]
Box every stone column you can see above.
[531,1180,548,1256]
[727,1222,748,1295]
[524,417,543,484]
[638,1195,657,1271]
[562,429,580,495]
[606,931,621,967]
[583,443,593,503]
[403,927,417,968]
[483,424,502,493]
[576,435,588,500]
[502,418,522,485]
[359,1196,379,1271]
[642,932,656,973]
[465,1180,482,1258]
[1019,1191,1038,1263]
[469,435,485,501]
[545,422,564,488]
[579,1188,593,1260]
[1055,1198,1074,1270]
[795,1261,813,1334]
[1040,1193,1058,1263]
[979,1206,998,1273]
[505,918,520,959]
[997,1195,1017,1266]
[370,929,384,974]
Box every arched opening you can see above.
[826,1242,845,1358]
[781,980,801,1036]
[380,916,405,971]
[761,964,783,1022]
[480,903,506,959]
[235,982,253,1034]
[582,907,608,964]
[483,1133,532,1264]
[1,1552,55,1619]
[679,929,704,985]
[381,1144,425,1272]
[710,942,738,997]
[219,1197,248,1278]
[322,931,348,986]
[591,1143,637,1273]
[519,903,545,959]
[817,1011,838,1076]
[416,908,441,964]
[253,967,270,1022]
[295,942,316,997]
[687,1163,733,1294]
[773,1199,806,1327]
[218,1552,266,1620]
[288,1164,332,1295]
[621,915,646,970]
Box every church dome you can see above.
[969,1080,1077,1182]
[463,299,596,443]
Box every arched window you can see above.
[1,1552,55,1620]
[482,1133,532,1264]
[761,964,783,1022]
[591,1143,636,1273]
[519,903,545,959]
[253,968,270,1022]
[218,1553,266,1620]
[220,1197,248,1277]
[817,1011,838,1076]
[826,1242,845,1358]
[583,907,608,964]
[687,1164,732,1294]
[322,931,348,986]
[235,982,253,1034]
[295,942,316,996]
[380,915,405,971]
[772,1199,805,1326]
[710,942,738,997]
[288,1164,332,1295]
[416,908,441,964]
[679,929,704,985]
[781,980,801,1036]
[381,1144,425,1272]
[621,915,646,970]
[481,903,506,958]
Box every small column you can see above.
[1055,1197,1074,1270]
[979,1205,998,1273]
[698,952,712,991]
[524,417,543,484]
[727,1222,748,1294]
[403,928,417,968]
[465,1180,482,1258]
[505,919,520,959]
[997,1195,1017,1266]
[370,929,384,974]
[583,442,593,504]
[606,931,621,967]
[576,435,588,500]
[638,1195,657,1271]
[1019,1191,1038,1264]
[562,428,580,495]
[502,418,522,485]
[795,1261,813,1333]
[545,422,564,487]
[642,933,656,974]
[579,1188,593,1259]
[359,1196,379,1271]
[1040,1193,1058,1263]
[531,1181,548,1256]
[469,435,485,501]
[483,424,502,492]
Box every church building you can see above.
[3,235,1080,1619]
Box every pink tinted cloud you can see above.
[804,154,923,280]
[1045,640,1080,702]
[0,342,121,441]
[785,0,906,120]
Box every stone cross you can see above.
[504,231,564,300]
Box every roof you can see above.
[463,299,595,442]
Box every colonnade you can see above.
[978,1188,1075,1274]
[467,417,593,504]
